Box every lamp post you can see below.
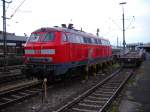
[119,2,126,50]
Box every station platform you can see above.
[119,53,150,112]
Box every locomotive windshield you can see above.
[28,33,40,42]
[28,32,55,42]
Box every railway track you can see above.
[0,80,42,109]
[0,72,25,84]
[0,64,24,71]
[0,65,25,84]
[54,68,133,112]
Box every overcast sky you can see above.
[0,0,150,46]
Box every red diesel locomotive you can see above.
[23,25,112,80]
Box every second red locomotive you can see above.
[23,25,112,80]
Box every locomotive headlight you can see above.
[41,49,55,55]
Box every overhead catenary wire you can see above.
[6,0,12,12]
[1,0,12,11]
[109,17,122,31]
[126,16,135,30]
[10,0,27,19]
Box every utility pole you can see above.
[3,0,7,72]
[96,28,99,37]
[119,2,126,50]
[117,37,118,48]
[122,9,125,49]
[2,0,11,72]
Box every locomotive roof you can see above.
[33,27,109,41]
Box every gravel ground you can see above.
[1,66,116,112]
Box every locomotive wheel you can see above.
[82,65,89,81]
[96,64,100,73]
[97,63,103,74]
[92,65,97,77]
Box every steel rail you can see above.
[0,72,25,84]
[0,64,24,71]
[54,68,133,112]
[0,80,42,109]
[99,69,133,112]
[0,65,25,84]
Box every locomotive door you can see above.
[87,47,93,64]
[65,33,73,61]
[61,32,69,62]
[68,34,79,61]
[70,43,78,61]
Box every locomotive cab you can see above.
[25,30,59,64]
[23,28,71,80]
[24,29,60,79]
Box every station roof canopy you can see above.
[138,44,150,48]
[126,43,143,47]
[0,31,27,42]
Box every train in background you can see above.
[119,49,145,67]
[22,24,113,80]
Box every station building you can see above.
[0,31,27,56]
[126,43,143,50]
[138,43,150,53]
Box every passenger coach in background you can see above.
[22,24,112,81]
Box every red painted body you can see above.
[24,27,112,63]
[23,27,112,79]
